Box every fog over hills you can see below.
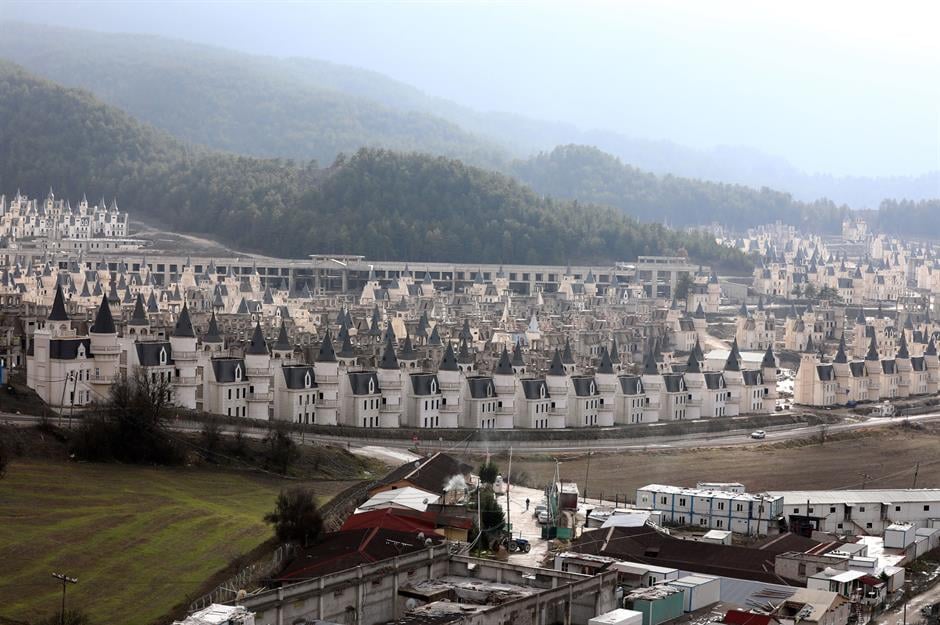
[0,2,940,208]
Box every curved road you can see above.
[4,409,940,456]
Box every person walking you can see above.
[525,497,530,511]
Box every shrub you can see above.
[264,487,324,547]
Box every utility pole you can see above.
[51,572,78,625]
[584,451,592,501]
[68,372,78,430]
[858,472,872,489]
[912,463,920,489]
[505,446,513,536]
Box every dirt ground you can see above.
[503,422,940,502]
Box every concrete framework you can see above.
[9,251,707,298]
[242,548,618,625]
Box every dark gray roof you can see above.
[48,284,69,321]
[428,324,442,346]
[725,339,742,371]
[378,336,399,369]
[211,357,246,383]
[317,329,337,362]
[246,322,269,355]
[865,334,880,361]
[562,338,575,364]
[520,378,549,400]
[662,373,686,393]
[90,294,115,334]
[348,371,380,395]
[135,341,173,367]
[548,348,566,376]
[282,365,317,389]
[742,370,763,386]
[410,373,440,396]
[703,372,725,389]
[849,361,866,377]
[882,360,897,374]
[833,334,848,364]
[272,322,292,352]
[466,376,496,399]
[618,375,643,395]
[571,376,599,397]
[597,346,614,374]
[495,346,513,374]
[896,332,910,359]
[128,293,148,325]
[203,312,223,343]
[48,338,91,360]
[439,342,458,371]
[686,351,702,373]
[174,305,195,338]
[911,356,926,372]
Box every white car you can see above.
[751,430,766,440]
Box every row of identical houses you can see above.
[26,285,779,428]
[0,190,128,242]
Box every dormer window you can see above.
[304,371,312,388]
[159,347,167,365]
[539,384,546,399]
[368,378,375,394]
[235,364,242,381]
[77,345,85,358]
[430,379,437,394]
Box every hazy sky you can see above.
[5,0,939,177]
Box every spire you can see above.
[48,284,69,321]
[725,339,742,371]
[548,348,566,375]
[173,304,195,338]
[762,343,777,369]
[610,338,620,363]
[561,338,575,364]
[693,302,706,319]
[203,312,223,343]
[757,296,764,311]
[856,307,866,324]
[691,337,704,363]
[833,334,848,364]
[597,346,614,374]
[129,293,148,325]
[90,294,115,334]
[338,332,356,358]
[378,335,399,369]
[495,346,513,374]
[400,334,417,360]
[439,342,458,371]
[927,336,937,357]
[428,324,443,346]
[512,340,525,366]
[273,321,292,352]
[804,335,815,354]
[686,350,701,373]
[739,302,748,317]
[316,329,336,362]
[457,336,473,363]
[865,334,880,361]
[897,331,910,359]
[246,322,268,355]
[642,343,658,375]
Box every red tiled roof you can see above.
[724,610,774,625]
[341,508,438,533]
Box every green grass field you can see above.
[0,459,356,625]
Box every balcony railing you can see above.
[90,344,121,353]
[175,376,199,385]
[173,350,197,360]
[246,368,270,377]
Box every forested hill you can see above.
[0,64,751,269]
[513,145,851,232]
[0,22,508,169]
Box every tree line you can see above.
[0,63,753,270]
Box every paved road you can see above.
[4,409,940,456]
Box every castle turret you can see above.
[244,322,271,420]
[170,304,198,409]
[376,335,402,427]
[313,330,339,425]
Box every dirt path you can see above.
[507,424,940,498]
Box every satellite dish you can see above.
[236,589,247,600]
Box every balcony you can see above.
[175,376,199,386]
[246,367,270,377]
[91,344,121,354]
[173,350,197,360]
[88,374,118,384]
[248,391,273,402]
[317,374,338,384]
